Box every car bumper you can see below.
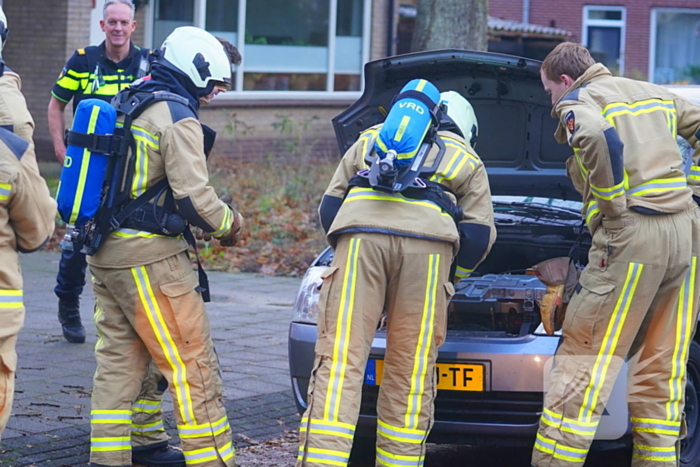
[288,322,630,444]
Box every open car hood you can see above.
[332,49,579,201]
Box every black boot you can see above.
[58,300,85,343]
[132,444,186,467]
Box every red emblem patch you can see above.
[566,111,575,133]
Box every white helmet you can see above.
[0,7,8,51]
[159,26,231,95]
[440,91,478,148]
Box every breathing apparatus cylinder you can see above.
[374,79,441,169]
[56,99,116,243]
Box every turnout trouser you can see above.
[532,208,700,467]
[0,295,23,441]
[130,361,170,450]
[89,252,234,467]
[297,233,454,467]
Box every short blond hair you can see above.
[541,42,596,83]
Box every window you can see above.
[582,6,625,76]
[650,8,700,84]
[149,0,370,96]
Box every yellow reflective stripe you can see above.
[90,409,132,424]
[585,201,600,227]
[396,121,431,160]
[405,254,440,430]
[325,238,362,421]
[66,69,90,79]
[376,446,425,467]
[94,299,104,349]
[218,441,235,461]
[90,436,131,452]
[211,206,232,237]
[633,444,677,461]
[359,129,379,155]
[431,143,479,183]
[183,446,219,464]
[132,266,196,424]
[0,182,12,201]
[84,83,121,96]
[573,148,588,177]
[541,408,563,429]
[667,256,697,421]
[0,289,23,308]
[627,177,687,196]
[131,420,165,433]
[589,181,625,201]
[689,166,700,181]
[454,266,473,279]
[601,99,675,122]
[377,419,426,444]
[112,228,161,238]
[345,187,453,219]
[561,416,598,436]
[132,399,162,413]
[415,79,427,92]
[131,139,148,197]
[56,75,81,91]
[394,115,411,143]
[579,262,644,422]
[298,447,349,466]
[69,104,101,224]
[132,125,160,148]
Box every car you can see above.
[287,49,700,465]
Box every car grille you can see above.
[360,385,544,425]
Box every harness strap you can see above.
[184,228,211,303]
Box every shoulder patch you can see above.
[166,100,197,123]
[0,127,28,159]
[565,111,576,134]
[77,48,86,55]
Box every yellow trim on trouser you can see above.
[534,433,588,463]
[405,254,440,429]
[297,446,350,466]
[667,256,697,421]
[632,444,677,462]
[631,417,681,436]
[578,262,644,422]
[377,419,426,444]
[132,399,162,413]
[324,237,362,421]
[69,103,101,225]
[131,266,196,424]
[90,409,132,424]
[301,416,356,440]
[0,289,23,308]
[0,182,12,201]
[177,415,231,438]
[94,299,105,349]
[131,420,165,434]
[183,446,219,464]
[90,436,131,452]
[376,446,425,467]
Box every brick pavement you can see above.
[0,251,303,466]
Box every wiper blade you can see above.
[493,201,580,220]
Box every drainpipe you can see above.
[523,0,530,24]
[387,0,395,57]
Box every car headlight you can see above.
[291,266,327,324]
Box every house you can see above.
[10,1,692,162]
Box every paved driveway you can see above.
[1,251,302,466]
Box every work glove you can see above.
[219,211,244,247]
[533,257,581,335]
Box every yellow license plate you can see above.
[365,359,485,391]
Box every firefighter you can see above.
[297,83,495,466]
[532,42,700,467]
[46,2,184,465]
[0,9,56,439]
[86,26,242,467]
[48,0,153,344]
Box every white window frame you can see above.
[582,5,626,76]
[649,7,700,84]
[144,0,372,100]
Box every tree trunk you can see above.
[411,0,489,52]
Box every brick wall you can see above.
[491,0,700,80]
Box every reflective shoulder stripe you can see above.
[77,48,86,55]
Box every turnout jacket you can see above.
[88,99,238,269]
[0,70,33,143]
[0,128,56,290]
[320,127,496,279]
[553,63,699,234]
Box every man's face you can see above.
[199,86,227,105]
[100,3,136,49]
[540,70,573,106]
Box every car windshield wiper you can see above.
[492,201,581,223]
